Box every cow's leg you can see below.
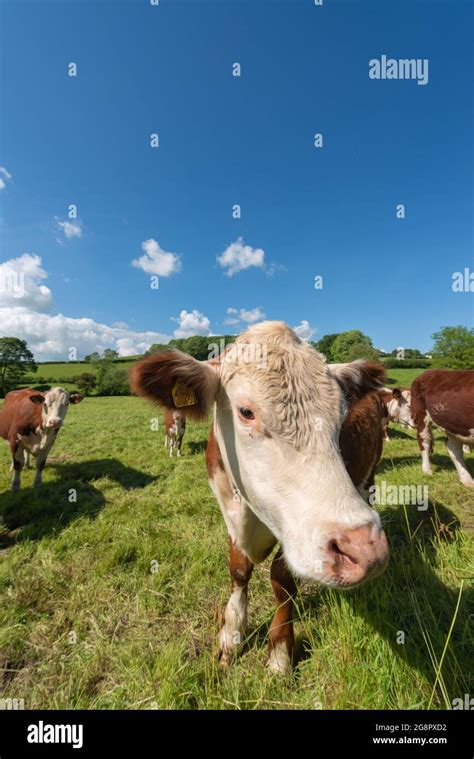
[33,451,48,489]
[417,417,433,475]
[176,435,182,457]
[446,434,474,488]
[382,419,390,442]
[10,442,24,491]
[218,539,253,667]
[164,433,168,449]
[169,435,174,457]
[24,449,30,469]
[267,549,297,675]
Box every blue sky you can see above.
[1,0,472,359]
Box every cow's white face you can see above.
[388,390,414,428]
[214,329,388,587]
[132,322,389,588]
[31,387,83,429]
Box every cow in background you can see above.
[410,369,474,488]
[379,387,414,441]
[164,409,186,457]
[0,387,83,491]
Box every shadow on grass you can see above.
[379,452,474,478]
[187,440,208,455]
[297,500,472,703]
[0,458,157,545]
[383,427,416,441]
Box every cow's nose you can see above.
[325,524,388,586]
[47,419,63,429]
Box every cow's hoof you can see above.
[11,484,20,493]
[217,650,233,669]
[217,626,240,668]
[266,643,292,675]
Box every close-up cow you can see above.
[132,321,389,673]
[0,387,83,491]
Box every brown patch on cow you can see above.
[340,390,384,490]
[411,369,474,439]
[336,362,386,405]
[205,425,225,476]
[229,538,254,591]
[268,549,297,662]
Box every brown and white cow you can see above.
[410,369,474,488]
[164,408,186,457]
[379,387,414,441]
[0,387,83,491]
[131,322,389,672]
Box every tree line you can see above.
[0,325,473,397]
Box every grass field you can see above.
[0,393,473,710]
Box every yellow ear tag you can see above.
[172,381,197,408]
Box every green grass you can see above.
[0,397,472,710]
[385,367,427,387]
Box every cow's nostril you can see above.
[328,539,359,566]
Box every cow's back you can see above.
[0,389,41,440]
[339,391,384,489]
[411,369,474,437]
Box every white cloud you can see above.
[217,237,265,277]
[132,238,182,277]
[0,253,52,311]
[0,255,170,360]
[56,218,82,240]
[224,306,266,325]
[239,307,266,323]
[172,309,211,338]
[0,307,171,359]
[292,320,316,341]
[0,166,12,190]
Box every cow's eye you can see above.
[239,407,254,421]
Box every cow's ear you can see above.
[69,394,84,404]
[130,350,219,420]
[328,360,386,404]
[392,387,402,399]
[29,394,45,405]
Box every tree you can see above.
[96,366,130,396]
[314,333,340,361]
[75,372,97,396]
[102,349,119,362]
[84,352,101,364]
[330,330,380,363]
[146,342,168,355]
[0,337,37,396]
[431,326,474,369]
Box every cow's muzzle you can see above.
[324,524,388,587]
[46,419,63,429]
